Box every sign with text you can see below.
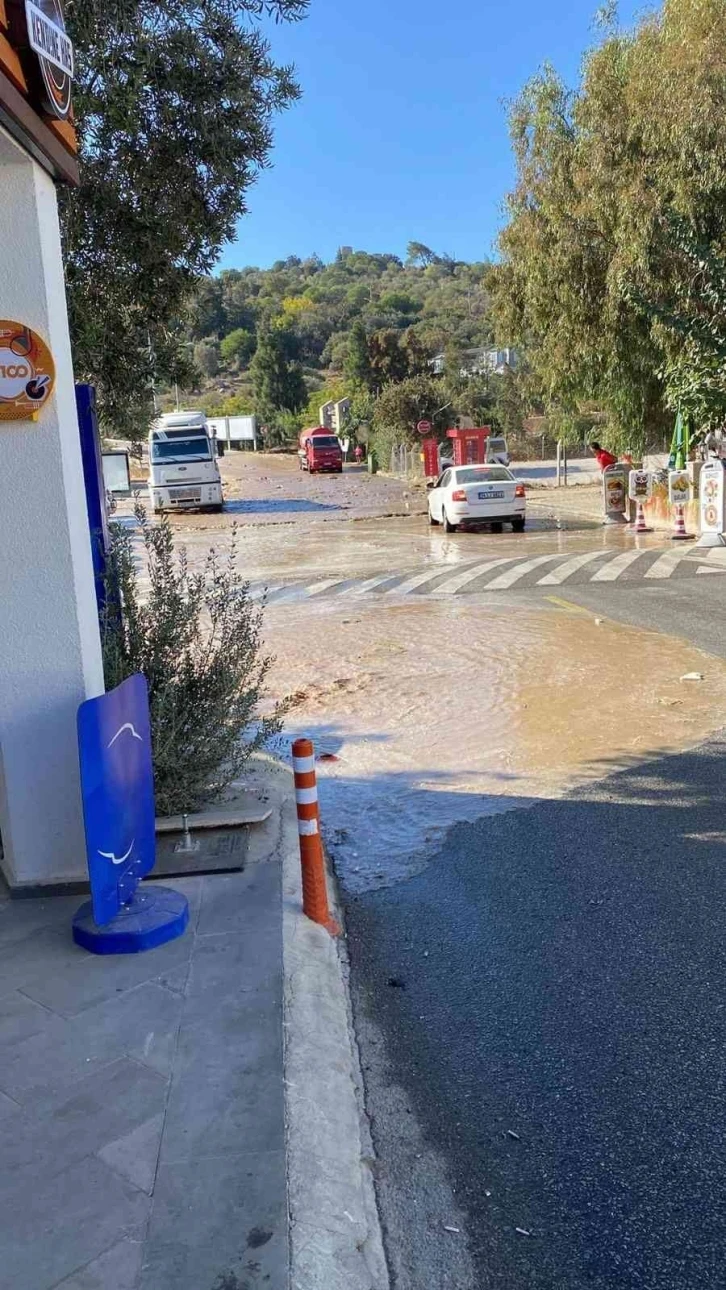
[24,0,73,117]
[77,675,156,927]
[416,419,432,435]
[668,470,692,505]
[628,470,652,502]
[0,321,55,421]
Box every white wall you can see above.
[0,126,104,888]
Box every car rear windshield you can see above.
[310,436,340,449]
[455,467,512,483]
[151,437,211,462]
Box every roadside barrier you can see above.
[632,500,652,533]
[292,737,341,936]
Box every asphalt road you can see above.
[344,573,726,1290]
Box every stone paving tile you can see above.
[0,989,60,1047]
[0,1058,167,1191]
[0,983,182,1104]
[53,1239,143,1290]
[140,1150,287,1290]
[98,1112,164,1194]
[20,932,191,1017]
[0,896,81,950]
[185,926,282,1004]
[160,993,283,1164]
[0,1155,149,1290]
[196,862,280,938]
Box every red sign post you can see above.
[422,438,439,477]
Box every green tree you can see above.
[193,338,221,379]
[220,328,256,367]
[373,375,446,442]
[251,326,307,419]
[61,0,308,437]
[344,320,372,389]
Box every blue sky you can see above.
[219,0,645,271]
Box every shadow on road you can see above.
[337,737,726,1290]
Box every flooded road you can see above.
[136,452,726,892]
[131,452,726,1289]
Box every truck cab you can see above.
[148,411,224,513]
[298,427,344,474]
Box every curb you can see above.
[249,754,389,1290]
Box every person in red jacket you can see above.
[590,441,617,471]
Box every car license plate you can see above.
[479,490,504,499]
[173,489,202,502]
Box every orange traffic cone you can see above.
[671,504,695,542]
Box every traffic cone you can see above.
[292,738,341,937]
[671,504,695,541]
[631,500,653,534]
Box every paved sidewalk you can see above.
[0,756,388,1290]
[0,859,286,1289]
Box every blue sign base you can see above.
[72,884,189,955]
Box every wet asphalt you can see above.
[345,736,726,1289]
[343,571,726,1290]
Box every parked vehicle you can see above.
[148,411,224,513]
[298,427,344,474]
[427,465,526,532]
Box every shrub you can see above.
[101,505,284,816]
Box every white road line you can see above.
[431,557,520,595]
[485,553,563,590]
[389,566,464,595]
[644,549,692,579]
[537,549,608,586]
[704,547,726,563]
[304,577,348,596]
[340,572,400,596]
[697,565,726,575]
[590,550,647,582]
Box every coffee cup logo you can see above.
[0,322,55,420]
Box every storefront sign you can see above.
[668,470,691,505]
[628,470,652,502]
[24,0,74,118]
[0,320,55,420]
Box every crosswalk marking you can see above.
[427,557,518,595]
[485,553,563,590]
[643,549,691,579]
[390,565,465,595]
[246,543,722,605]
[339,572,398,596]
[590,550,647,582]
[538,549,608,586]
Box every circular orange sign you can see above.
[0,321,55,421]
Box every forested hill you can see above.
[182,244,494,419]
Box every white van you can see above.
[148,411,223,513]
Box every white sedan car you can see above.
[427,465,526,533]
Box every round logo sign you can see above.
[416,419,432,435]
[25,0,73,119]
[0,321,55,420]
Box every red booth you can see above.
[446,426,492,466]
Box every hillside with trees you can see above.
[172,244,530,457]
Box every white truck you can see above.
[148,411,224,513]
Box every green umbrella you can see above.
[668,409,690,471]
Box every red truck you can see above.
[298,427,344,474]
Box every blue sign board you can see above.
[77,674,156,926]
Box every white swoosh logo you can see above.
[98,839,135,866]
[107,722,143,749]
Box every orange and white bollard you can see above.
[671,504,694,541]
[292,738,341,936]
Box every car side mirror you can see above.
[426,480,435,489]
